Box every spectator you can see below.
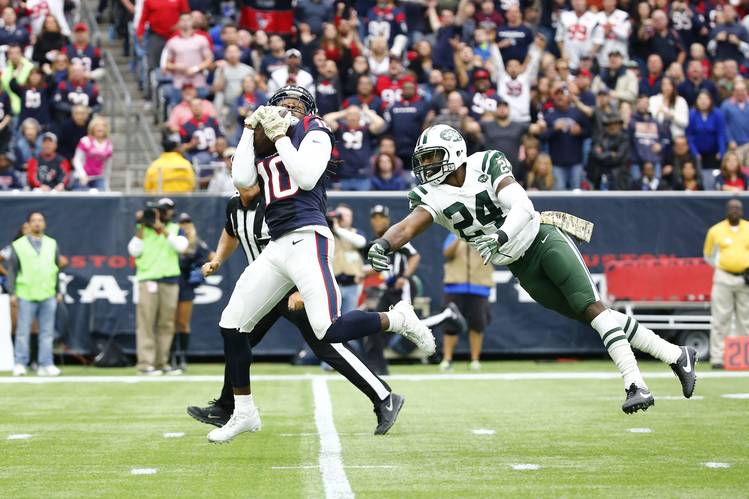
[716,59,740,102]
[596,0,631,67]
[26,0,70,37]
[267,49,314,95]
[431,90,482,149]
[516,134,541,186]
[526,153,555,191]
[0,82,11,153]
[366,0,408,57]
[324,105,386,190]
[55,104,91,161]
[428,71,466,122]
[662,135,697,189]
[588,88,618,142]
[497,5,533,63]
[649,76,689,138]
[52,62,102,120]
[168,83,217,133]
[639,54,664,97]
[376,58,414,108]
[675,160,703,190]
[679,60,720,107]
[295,0,334,35]
[538,82,589,189]
[61,23,103,80]
[179,98,223,165]
[144,135,196,193]
[370,152,411,191]
[127,198,188,375]
[207,147,236,195]
[48,52,70,85]
[329,203,366,316]
[233,76,266,139]
[464,69,497,120]
[1,45,34,117]
[0,7,30,51]
[669,1,706,51]
[385,80,429,168]
[587,112,630,190]
[410,41,435,85]
[490,33,544,123]
[643,9,685,69]
[314,59,342,117]
[6,211,65,376]
[31,15,69,66]
[14,119,42,177]
[26,132,70,191]
[703,199,749,369]
[629,94,670,177]
[173,212,213,373]
[721,80,749,166]
[714,151,748,191]
[0,152,21,190]
[9,67,56,128]
[370,135,404,172]
[480,99,532,169]
[686,90,726,188]
[427,1,461,71]
[72,116,113,190]
[555,0,602,71]
[475,0,504,36]
[259,34,288,76]
[162,13,214,104]
[630,161,663,190]
[707,5,749,63]
[212,44,255,115]
[136,0,190,75]
[343,74,384,115]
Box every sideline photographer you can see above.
[127,198,188,375]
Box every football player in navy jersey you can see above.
[210,85,434,442]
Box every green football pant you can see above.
[508,224,600,323]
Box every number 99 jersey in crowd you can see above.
[408,149,540,266]
[255,114,335,240]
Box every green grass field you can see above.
[2,361,748,498]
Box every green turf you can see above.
[1,361,747,498]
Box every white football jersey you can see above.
[408,150,540,266]
[596,9,631,67]
[555,10,602,69]
[496,46,541,123]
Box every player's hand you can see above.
[202,260,221,276]
[368,241,391,272]
[245,106,266,129]
[259,105,294,141]
[287,292,305,311]
[474,231,509,264]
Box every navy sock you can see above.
[324,310,382,343]
[220,327,252,390]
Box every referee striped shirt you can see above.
[225,193,271,265]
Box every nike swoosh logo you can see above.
[683,348,692,373]
[541,234,550,244]
[641,391,653,399]
[292,239,303,245]
[207,414,223,419]
[385,397,393,411]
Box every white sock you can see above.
[590,310,646,389]
[385,310,405,332]
[422,308,452,328]
[611,310,682,364]
[234,394,255,415]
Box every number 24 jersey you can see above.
[408,150,540,266]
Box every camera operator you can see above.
[127,197,188,375]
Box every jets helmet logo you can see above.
[439,128,462,142]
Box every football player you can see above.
[215,85,434,441]
[367,124,698,414]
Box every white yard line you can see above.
[312,377,354,499]
[1,371,748,384]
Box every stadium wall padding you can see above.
[0,193,738,357]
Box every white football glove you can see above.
[244,106,266,129]
[258,105,294,141]
[474,231,509,264]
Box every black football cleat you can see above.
[622,384,655,414]
[446,302,468,336]
[374,393,405,435]
[670,346,698,398]
[187,399,232,427]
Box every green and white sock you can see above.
[611,310,681,364]
[591,310,646,389]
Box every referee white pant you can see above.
[710,268,749,365]
[220,227,341,340]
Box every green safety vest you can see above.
[12,235,58,302]
[135,222,182,281]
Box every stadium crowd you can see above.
[117,0,749,193]
[0,1,111,192]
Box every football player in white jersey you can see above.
[555,0,603,71]
[490,33,545,123]
[596,0,632,68]
[367,124,699,414]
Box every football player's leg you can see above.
[610,310,682,364]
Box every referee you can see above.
[703,198,749,369]
[187,185,403,437]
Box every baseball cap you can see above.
[73,22,89,32]
[158,197,175,209]
[285,48,302,59]
[473,68,491,80]
[178,212,192,223]
[370,205,390,217]
[41,132,57,143]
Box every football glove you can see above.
[474,230,509,264]
[368,239,391,272]
[244,106,266,129]
[258,105,294,142]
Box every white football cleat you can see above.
[37,365,61,377]
[390,301,436,355]
[207,407,261,443]
[469,360,481,371]
[12,364,27,376]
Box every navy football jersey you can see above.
[62,43,101,73]
[255,115,334,240]
[334,122,374,179]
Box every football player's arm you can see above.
[231,126,257,188]
[379,207,434,252]
[494,176,536,243]
[274,130,332,190]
